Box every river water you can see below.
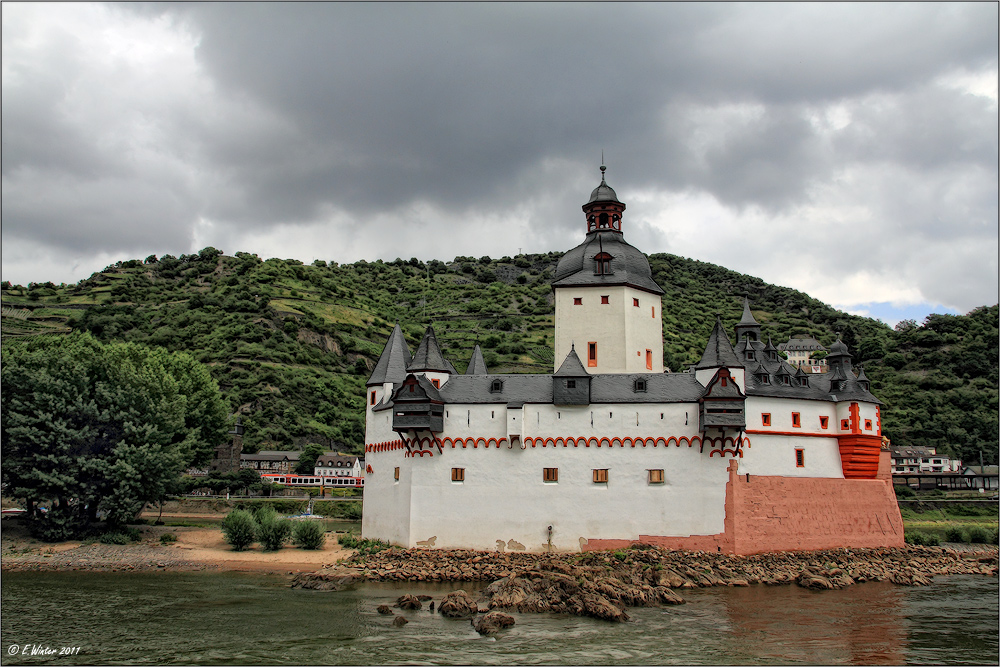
[1,572,996,665]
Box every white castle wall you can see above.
[554,285,663,373]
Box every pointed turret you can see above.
[763,335,780,362]
[553,345,591,405]
[696,317,743,369]
[407,326,457,374]
[367,323,413,387]
[826,334,853,376]
[465,345,488,375]
[734,296,762,343]
[855,365,871,392]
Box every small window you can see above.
[451,468,465,482]
[819,416,829,429]
[594,252,613,275]
[593,469,608,484]
[573,297,583,305]
[646,349,652,370]
[634,379,647,392]
[758,373,770,385]
[648,469,664,484]
[633,298,640,307]
[588,342,597,367]
[543,467,559,483]
[841,419,850,430]
[601,295,610,305]
[795,449,805,467]
[490,379,503,393]
[370,391,376,406]
[746,351,755,361]
[566,379,576,389]
[432,379,440,389]
[394,467,400,481]
[792,412,801,428]
[721,377,727,387]
[651,306,655,319]
[865,419,873,431]
[761,413,771,426]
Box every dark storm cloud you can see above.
[2,2,996,314]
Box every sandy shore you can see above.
[0,518,353,574]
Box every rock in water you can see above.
[473,612,516,636]
[392,615,409,627]
[439,590,479,617]
[396,594,422,610]
[376,605,393,615]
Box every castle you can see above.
[361,167,904,555]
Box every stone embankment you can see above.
[1,542,210,573]
[293,544,998,623]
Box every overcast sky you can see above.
[3,3,997,326]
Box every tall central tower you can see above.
[551,166,665,373]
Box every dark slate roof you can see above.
[465,345,488,375]
[554,347,590,376]
[407,326,458,374]
[551,231,665,295]
[316,454,361,467]
[763,336,778,355]
[738,297,760,327]
[778,336,826,352]
[434,371,706,408]
[241,451,300,461]
[829,337,849,356]
[856,366,869,382]
[367,323,412,387]
[587,166,621,203]
[696,318,743,369]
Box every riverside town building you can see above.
[361,166,903,555]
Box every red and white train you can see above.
[259,473,364,488]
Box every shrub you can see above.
[945,526,967,543]
[100,531,131,545]
[253,505,278,524]
[893,485,916,498]
[292,521,326,550]
[28,506,82,542]
[222,509,258,551]
[160,532,178,544]
[905,531,939,546]
[257,516,292,552]
[967,526,990,544]
[337,532,388,555]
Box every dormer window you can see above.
[745,351,755,361]
[490,379,504,393]
[781,375,791,386]
[768,351,779,361]
[757,373,770,385]
[634,379,647,393]
[566,380,576,389]
[594,252,613,275]
[799,376,809,388]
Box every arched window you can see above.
[598,212,609,228]
[594,252,613,275]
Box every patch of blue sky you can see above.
[841,302,962,329]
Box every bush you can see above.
[905,531,940,546]
[337,532,388,555]
[967,526,991,544]
[222,509,258,551]
[160,532,178,544]
[253,504,278,524]
[28,506,82,542]
[893,485,916,498]
[100,532,130,545]
[257,516,292,552]
[292,521,326,550]
[945,526,967,543]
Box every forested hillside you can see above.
[2,248,996,465]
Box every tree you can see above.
[296,443,326,474]
[1,333,229,537]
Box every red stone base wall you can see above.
[585,452,904,555]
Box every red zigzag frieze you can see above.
[366,435,749,457]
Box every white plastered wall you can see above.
[742,396,844,478]
[553,286,663,374]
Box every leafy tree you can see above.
[296,443,326,474]
[1,333,229,536]
[221,509,258,551]
[292,520,326,550]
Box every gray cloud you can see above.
[2,3,996,314]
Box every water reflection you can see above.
[1,572,996,666]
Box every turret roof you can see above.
[696,317,743,369]
[554,346,590,376]
[738,296,760,327]
[367,323,413,387]
[465,345,488,375]
[587,165,622,204]
[552,231,664,295]
[407,326,457,374]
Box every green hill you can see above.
[2,248,996,466]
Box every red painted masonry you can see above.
[586,450,904,555]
